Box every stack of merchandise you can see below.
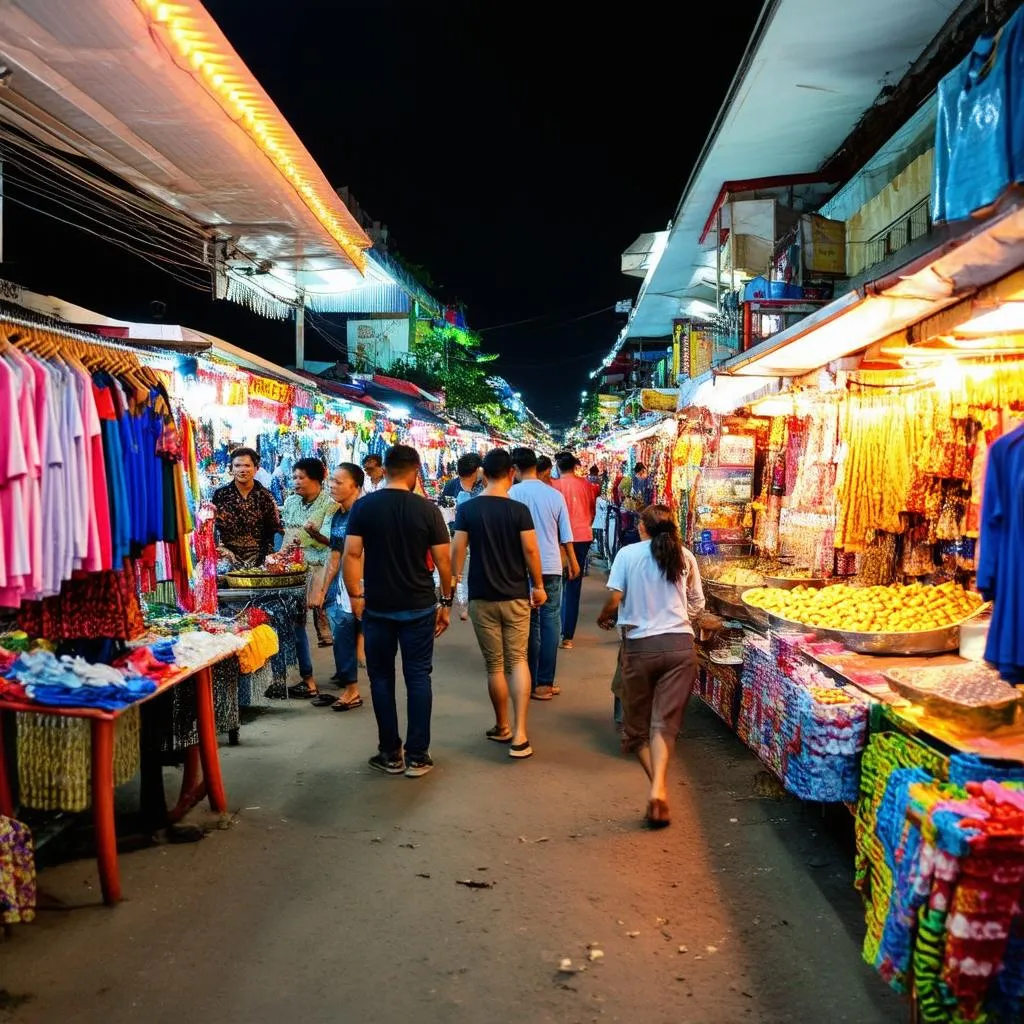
[737,633,784,774]
[0,815,35,926]
[780,658,868,803]
[737,631,868,801]
[855,728,949,988]
[696,660,742,728]
[863,753,1024,1022]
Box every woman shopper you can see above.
[597,505,705,829]
[281,457,338,698]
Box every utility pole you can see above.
[295,287,305,370]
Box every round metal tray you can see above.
[761,575,835,591]
[702,578,755,605]
[739,590,983,655]
[224,570,307,589]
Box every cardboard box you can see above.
[800,214,846,275]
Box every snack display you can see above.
[709,566,764,587]
[883,662,1022,727]
[742,582,985,633]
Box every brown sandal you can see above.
[645,799,671,829]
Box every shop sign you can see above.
[689,325,714,379]
[249,376,291,404]
[673,319,689,378]
[717,433,756,468]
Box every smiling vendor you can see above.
[212,447,282,567]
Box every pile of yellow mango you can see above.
[742,581,985,634]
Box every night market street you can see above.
[1,579,900,1024]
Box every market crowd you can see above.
[212,442,706,827]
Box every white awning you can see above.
[624,0,960,343]
[0,0,375,314]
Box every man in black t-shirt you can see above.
[344,445,454,778]
[452,449,546,760]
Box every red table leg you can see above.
[90,718,120,905]
[0,711,14,817]
[194,667,227,814]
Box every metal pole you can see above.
[295,288,305,370]
[715,208,722,313]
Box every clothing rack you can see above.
[0,301,180,361]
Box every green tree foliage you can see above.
[390,323,500,413]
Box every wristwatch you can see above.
[438,595,454,608]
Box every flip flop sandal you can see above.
[331,697,364,712]
[288,683,316,699]
[551,686,562,696]
[310,693,337,707]
[486,726,513,743]
[530,689,554,701]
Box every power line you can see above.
[477,303,616,334]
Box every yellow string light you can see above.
[135,0,369,273]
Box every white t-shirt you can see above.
[606,540,705,640]
[362,475,386,495]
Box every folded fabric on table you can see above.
[2,650,157,711]
[168,631,249,668]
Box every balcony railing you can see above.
[860,197,932,274]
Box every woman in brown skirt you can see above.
[597,504,705,828]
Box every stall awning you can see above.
[622,0,959,343]
[717,198,1024,379]
[0,0,377,313]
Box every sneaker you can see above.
[509,740,533,759]
[368,752,405,775]
[405,754,434,778]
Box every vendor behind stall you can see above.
[213,447,282,567]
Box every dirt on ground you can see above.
[0,580,904,1024]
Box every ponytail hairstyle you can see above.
[640,504,686,584]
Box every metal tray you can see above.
[761,575,835,591]
[739,590,980,655]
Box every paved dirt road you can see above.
[0,580,903,1023]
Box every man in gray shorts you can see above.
[451,449,546,759]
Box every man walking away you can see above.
[536,456,553,485]
[552,452,597,649]
[361,453,387,494]
[344,445,454,778]
[452,449,546,759]
[509,447,578,700]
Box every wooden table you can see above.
[0,655,232,905]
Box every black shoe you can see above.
[404,754,434,778]
[368,752,405,775]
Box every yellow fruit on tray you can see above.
[742,583,984,633]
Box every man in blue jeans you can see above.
[343,445,454,778]
[314,462,366,711]
[509,448,579,700]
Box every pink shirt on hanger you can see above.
[0,356,30,607]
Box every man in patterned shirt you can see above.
[213,448,282,567]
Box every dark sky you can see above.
[2,0,765,427]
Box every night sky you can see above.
[2,0,764,427]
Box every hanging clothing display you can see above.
[0,328,195,634]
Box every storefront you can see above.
[585,268,1024,1020]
